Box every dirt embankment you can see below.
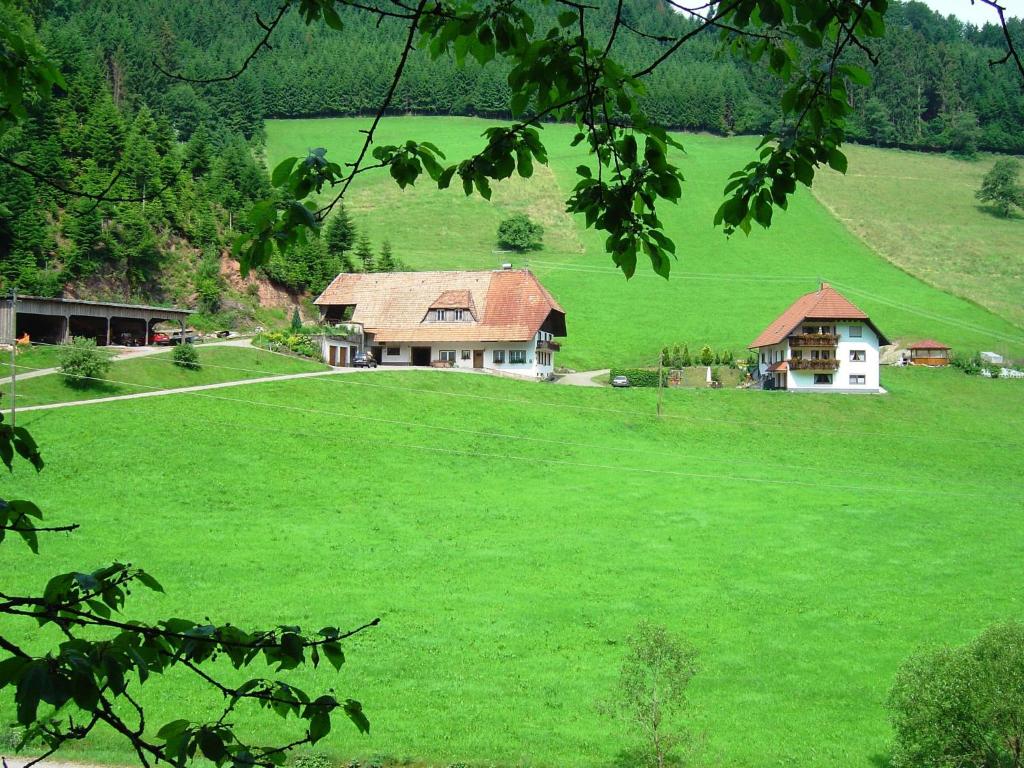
[218,254,306,313]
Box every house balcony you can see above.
[537,339,561,351]
[789,333,839,347]
[789,357,839,371]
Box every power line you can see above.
[9,353,1023,449]
[21,377,1015,503]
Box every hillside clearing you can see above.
[4,369,1022,768]
[813,145,1024,333]
[265,118,1024,369]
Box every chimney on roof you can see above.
[502,262,513,270]
[820,281,830,290]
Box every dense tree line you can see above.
[35,0,1024,153]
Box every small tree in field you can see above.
[355,234,375,272]
[605,622,700,768]
[680,345,692,367]
[497,213,544,251]
[291,307,302,332]
[888,621,1024,768]
[699,345,714,366]
[976,159,1024,218]
[173,342,201,370]
[58,337,112,388]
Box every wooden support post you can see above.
[105,316,111,347]
[8,290,17,427]
[657,358,664,419]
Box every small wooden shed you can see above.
[908,339,951,366]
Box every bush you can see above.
[261,331,320,359]
[497,213,544,251]
[888,621,1024,768]
[58,337,112,388]
[609,367,665,387]
[291,753,333,768]
[172,342,201,370]
[698,345,714,366]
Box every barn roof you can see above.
[314,269,565,343]
[749,283,889,348]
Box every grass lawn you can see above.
[813,144,1024,335]
[265,118,1024,369]
[8,343,110,374]
[10,345,328,407]
[4,368,1022,767]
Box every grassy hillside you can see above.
[12,345,327,407]
[813,144,1024,333]
[4,369,1022,767]
[265,117,1024,369]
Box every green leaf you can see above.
[827,148,848,174]
[309,712,331,742]
[135,569,164,593]
[271,157,298,187]
[158,719,192,740]
[344,699,370,734]
[840,64,871,87]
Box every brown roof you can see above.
[315,269,565,343]
[749,283,889,348]
[766,361,789,372]
[908,339,950,350]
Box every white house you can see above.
[749,282,889,393]
[313,267,566,379]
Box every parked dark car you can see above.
[168,330,200,345]
[611,375,630,388]
[353,352,377,368]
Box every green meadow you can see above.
[4,368,1023,767]
[265,117,1024,369]
[11,345,327,408]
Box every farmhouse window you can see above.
[761,353,766,364]
[813,374,833,385]
[386,347,400,356]
[849,324,863,337]
[493,350,506,364]
[454,309,464,320]
[849,349,866,362]
[440,350,456,363]
[461,349,471,360]
[509,350,527,364]
[849,375,866,385]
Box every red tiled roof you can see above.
[315,269,565,343]
[766,361,789,372]
[749,283,889,348]
[908,339,950,350]
[430,290,473,309]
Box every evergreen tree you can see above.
[291,307,302,331]
[185,124,213,179]
[355,234,375,272]
[325,204,355,265]
[378,240,397,272]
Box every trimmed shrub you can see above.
[680,344,692,367]
[172,342,201,370]
[609,367,665,387]
[698,345,714,366]
[291,753,333,768]
[58,337,112,388]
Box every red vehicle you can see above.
[149,331,169,345]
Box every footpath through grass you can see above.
[10,345,328,407]
[266,117,1024,369]
[4,369,1022,767]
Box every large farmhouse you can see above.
[749,282,889,393]
[314,267,566,379]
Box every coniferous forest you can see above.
[1,0,1022,308]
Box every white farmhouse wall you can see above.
[350,338,555,379]
[785,322,881,393]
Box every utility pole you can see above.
[8,289,17,428]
